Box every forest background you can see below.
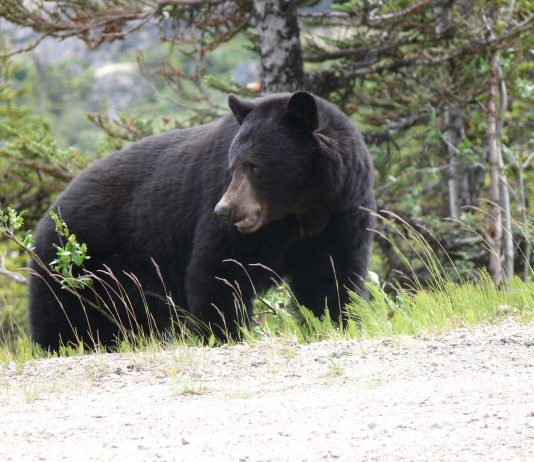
[0,0,532,345]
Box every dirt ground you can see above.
[2,318,534,462]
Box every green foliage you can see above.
[0,55,87,228]
[0,207,33,249]
[0,206,96,345]
[48,211,92,289]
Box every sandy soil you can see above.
[2,318,534,462]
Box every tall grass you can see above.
[1,211,533,363]
[249,211,534,342]
[347,273,533,339]
[340,210,534,339]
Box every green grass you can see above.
[1,273,532,366]
[249,272,534,343]
[347,273,533,338]
[1,209,533,365]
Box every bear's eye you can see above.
[246,162,260,176]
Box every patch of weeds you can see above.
[324,356,344,378]
[365,372,386,389]
[10,337,43,374]
[281,344,297,361]
[84,361,111,382]
[23,385,38,404]
[171,348,210,377]
[169,368,209,396]
[167,347,212,396]
[58,341,87,358]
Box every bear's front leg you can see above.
[184,233,255,340]
[285,208,373,323]
[286,255,355,323]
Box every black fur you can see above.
[28,92,375,350]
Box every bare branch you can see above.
[19,161,76,182]
[157,0,228,4]
[0,255,27,284]
[367,0,433,25]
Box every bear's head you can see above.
[214,91,322,234]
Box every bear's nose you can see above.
[214,203,233,222]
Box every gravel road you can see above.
[2,318,534,461]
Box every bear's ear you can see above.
[228,94,254,124]
[287,91,318,132]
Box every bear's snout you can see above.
[215,171,265,233]
[214,202,233,222]
[214,197,263,233]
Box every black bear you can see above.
[28,91,375,350]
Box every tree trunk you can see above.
[518,163,532,282]
[500,175,513,281]
[253,0,304,92]
[433,0,465,219]
[497,78,514,282]
[487,51,503,285]
[443,105,465,218]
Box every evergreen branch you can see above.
[304,37,427,63]
[333,15,533,79]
